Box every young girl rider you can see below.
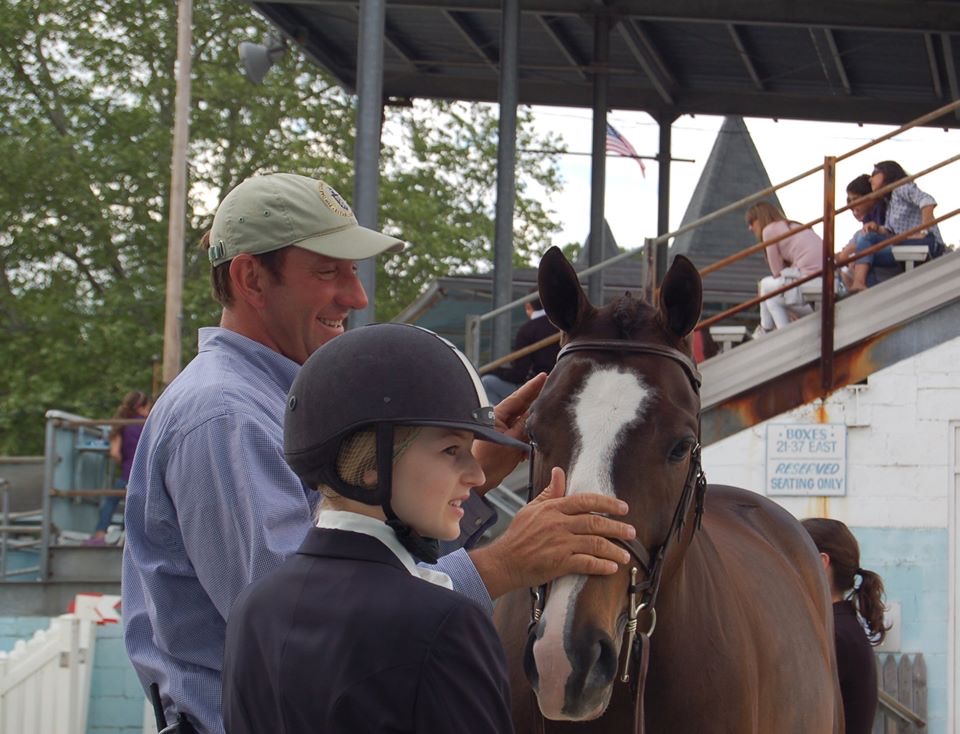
[222,323,543,733]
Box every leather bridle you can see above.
[526,338,708,728]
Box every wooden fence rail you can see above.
[875,652,926,733]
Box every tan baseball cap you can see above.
[207,173,405,266]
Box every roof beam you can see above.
[726,24,764,91]
[924,33,944,100]
[262,0,960,32]
[253,3,356,89]
[444,10,499,71]
[538,15,588,81]
[618,19,675,105]
[822,28,852,95]
[379,71,960,128]
[352,8,419,70]
[942,34,960,121]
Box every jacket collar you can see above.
[298,527,407,574]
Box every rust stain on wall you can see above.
[815,403,829,423]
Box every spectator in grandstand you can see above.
[87,390,150,545]
[745,201,822,337]
[838,174,886,291]
[848,160,945,292]
[481,294,559,405]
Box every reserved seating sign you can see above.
[765,423,847,496]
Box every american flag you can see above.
[605,123,646,177]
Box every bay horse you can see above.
[494,247,842,733]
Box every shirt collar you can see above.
[197,326,301,390]
[530,309,546,320]
[315,509,453,590]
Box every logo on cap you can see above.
[318,183,353,218]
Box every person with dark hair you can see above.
[481,294,560,405]
[848,160,945,292]
[122,173,636,734]
[223,324,528,733]
[86,390,150,545]
[744,201,822,336]
[838,174,887,290]
[802,518,889,734]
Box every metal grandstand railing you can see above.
[469,97,960,389]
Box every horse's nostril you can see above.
[590,635,618,687]
[568,628,618,694]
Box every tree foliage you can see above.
[0,0,564,454]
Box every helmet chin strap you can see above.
[376,423,441,565]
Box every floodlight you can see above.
[238,34,287,85]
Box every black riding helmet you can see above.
[284,323,529,562]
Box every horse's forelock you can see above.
[611,294,656,340]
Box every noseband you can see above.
[527,338,708,691]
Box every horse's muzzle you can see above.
[525,622,618,720]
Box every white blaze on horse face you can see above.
[532,366,651,719]
[567,366,651,497]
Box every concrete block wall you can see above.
[703,333,960,733]
[87,623,147,734]
[0,616,51,652]
[0,617,146,734]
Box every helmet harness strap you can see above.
[377,423,441,564]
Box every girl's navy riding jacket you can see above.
[222,527,514,733]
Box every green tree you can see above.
[0,0,564,454]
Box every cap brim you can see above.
[294,223,405,260]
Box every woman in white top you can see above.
[745,201,823,335]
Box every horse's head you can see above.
[525,246,704,721]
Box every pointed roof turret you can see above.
[672,116,783,316]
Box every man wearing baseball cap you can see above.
[121,173,636,733]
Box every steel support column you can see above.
[656,115,674,285]
[352,0,386,328]
[820,156,836,391]
[587,15,610,305]
[491,0,520,358]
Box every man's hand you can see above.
[473,372,547,493]
[469,467,636,600]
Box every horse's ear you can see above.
[538,246,593,333]
[658,255,702,338]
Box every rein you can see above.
[526,339,708,733]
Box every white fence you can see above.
[0,614,95,734]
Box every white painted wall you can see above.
[704,334,960,528]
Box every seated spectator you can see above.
[745,201,822,337]
[481,295,559,404]
[838,174,886,291]
[848,160,945,292]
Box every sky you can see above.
[526,107,959,255]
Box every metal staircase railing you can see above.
[468,98,960,394]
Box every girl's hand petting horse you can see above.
[469,466,635,600]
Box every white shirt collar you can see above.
[315,509,453,590]
[530,309,546,320]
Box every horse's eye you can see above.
[668,438,694,463]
